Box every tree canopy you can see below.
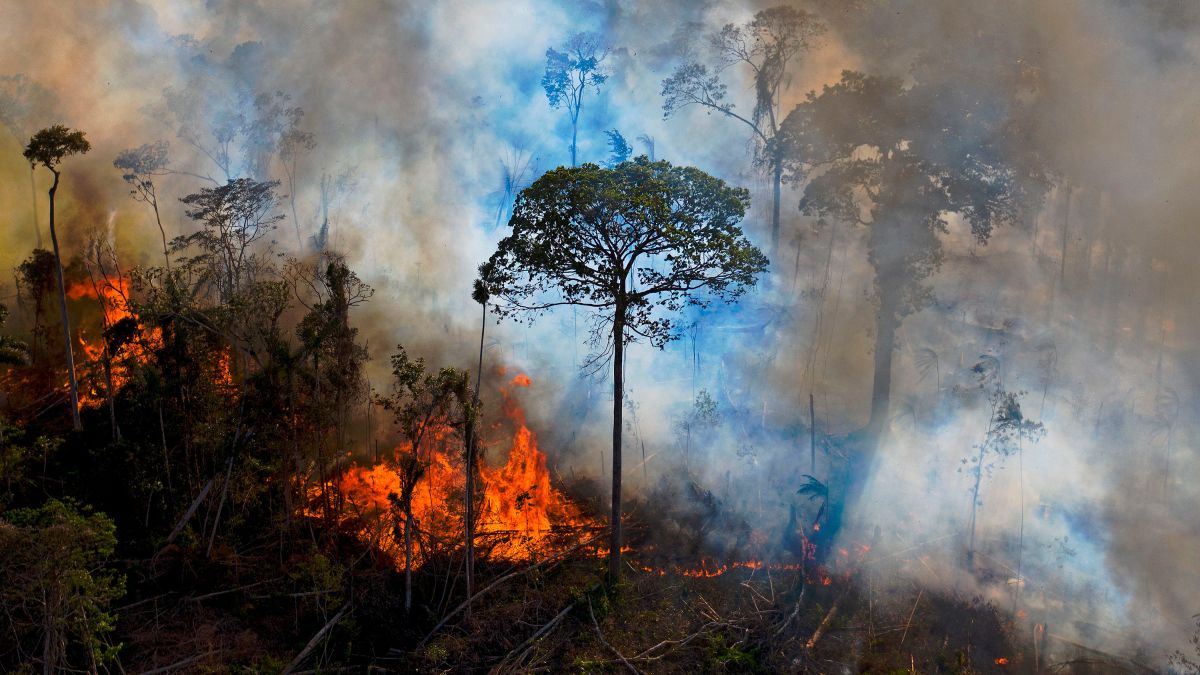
[479,156,767,583]
[479,156,768,351]
[23,124,90,173]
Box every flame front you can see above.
[67,277,162,407]
[334,373,595,569]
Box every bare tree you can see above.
[542,32,609,166]
[114,140,172,269]
[662,6,825,254]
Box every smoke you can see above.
[0,0,1197,663]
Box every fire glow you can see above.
[67,277,161,408]
[334,373,596,568]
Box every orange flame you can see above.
[67,278,162,407]
[334,373,596,569]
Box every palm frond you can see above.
[796,474,828,501]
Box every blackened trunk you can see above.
[608,303,625,585]
[47,171,82,431]
[465,300,486,614]
[103,352,119,441]
[820,299,898,560]
[771,155,783,257]
[30,165,41,249]
[404,506,414,612]
[867,311,898,443]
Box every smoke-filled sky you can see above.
[2,0,1199,664]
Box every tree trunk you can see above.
[30,164,41,249]
[152,197,170,270]
[47,171,82,431]
[571,118,579,167]
[967,442,986,567]
[404,506,414,612]
[465,301,486,614]
[608,303,625,585]
[821,298,898,561]
[103,352,119,441]
[867,300,898,443]
[771,154,783,257]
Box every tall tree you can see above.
[24,125,91,430]
[777,70,1045,535]
[113,140,172,269]
[661,6,825,255]
[176,178,284,303]
[478,157,767,583]
[542,32,609,167]
[379,347,470,611]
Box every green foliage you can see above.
[705,632,759,670]
[0,499,125,672]
[479,157,767,351]
[0,304,29,365]
[23,124,90,171]
[0,426,61,510]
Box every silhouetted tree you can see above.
[604,129,631,167]
[114,141,172,269]
[479,157,767,583]
[777,70,1046,533]
[961,370,1043,568]
[379,347,469,611]
[542,32,608,166]
[24,125,91,430]
[17,249,55,363]
[662,6,825,254]
[176,178,284,303]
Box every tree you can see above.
[478,157,767,583]
[603,129,631,167]
[379,347,470,611]
[16,249,55,363]
[24,125,91,431]
[542,32,608,167]
[0,304,30,366]
[0,499,124,673]
[113,140,172,269]
[960,362,1044,568]
[776,70,1045,537]
[661,6,825,255]
[176,178,284,303]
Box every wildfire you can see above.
[334,373,596,568]
[67,277,161,407]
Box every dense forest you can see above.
[0,1,1198,673]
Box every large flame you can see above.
[334,373,596,569]
[67,277,161,407]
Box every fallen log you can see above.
[281,602,351,675]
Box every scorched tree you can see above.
[478,156,768,583]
